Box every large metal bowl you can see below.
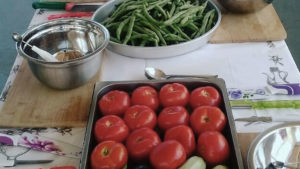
[92,0,221,59]
[248,122,300,169]
[218,0,273,13]
[15,19,109,90]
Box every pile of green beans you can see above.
[102,0,216,46]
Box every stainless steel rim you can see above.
[16,18,110,66]
[247,122,300,169]
[92,0,221,49]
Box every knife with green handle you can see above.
[32,1,67,10]
[230,100,300,109]
[32,2,100,12]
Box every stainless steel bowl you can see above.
[15,19,109,90]
[248,122,300,169]
[92,0,221,59]
[218,0,273,13]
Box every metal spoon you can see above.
[12,33,58,62]
[144,67,218,80]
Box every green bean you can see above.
[140,20,167,45]
[140,39,147,46]
[148,0,170,10]
[195,9,214,38]
[186,22,199,32]
[102,0,216,46]
[133,25,159,41]
[164,33,186,42]
[142,5,161,25]
[164,10,187,25]
[206,9,215,32]
[123,16,136,44]
[172,25,191,40]
[116,18,130,40]
[154,5,167,19]
[110,37,122,43]
[169,3,176,17]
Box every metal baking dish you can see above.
[92,0,221,59]
[80,78,244,169]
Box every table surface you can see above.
[0,1,300,169]
[0,0,300,92]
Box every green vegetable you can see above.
[122,164,127,169]
[212,165,229,169]
[102,0,217,46]
[230,100,300,109]
[179,156,206,169]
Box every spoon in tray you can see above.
[12,33,58,62]
[144,67,218,80]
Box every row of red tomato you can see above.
[90,83,230,169]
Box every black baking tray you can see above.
[79,78,244,169]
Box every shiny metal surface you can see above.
[144,67,218,80]
[218,0,273,13]
[248,122,300,169]
[80,79,244,169]
[92,0,221,59]
[15,19,109,89]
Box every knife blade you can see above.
[32,2,101,12]
[0,159,53,167]
[235,115,300,123]
[0,132,82,159]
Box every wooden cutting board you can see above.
[0,58,103,127]
[45,0,286,43]
[210,4,287,43]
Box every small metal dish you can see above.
[92,0,221,59]
[248,122,300,169]
[15,19,109,89]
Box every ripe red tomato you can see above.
[159,83,189,107]
[197,131,230,166]
[94,115,129,143]
[123,105,157,131]
[98,90,130,116]
[164,125,196,156]
[158,106,189,131]
[91,140,128,169]
[150,140,186,169]
[189,86,221,109]
[131,86,159,111]
[190,106,226,136]
[126,127,161,162]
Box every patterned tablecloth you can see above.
[0,5,300,169]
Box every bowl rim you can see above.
[247,122,300,169]
[91,0,221,49]
[16,18,110,65]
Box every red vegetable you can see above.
[158,106,189,131]
[164,125,196,156]
[126,127,161,162]
[190,106,226,136]
[91,141,127,169]
[159,83,189,107]
[189,86,221,109]
[150,140,186,169]
[131,86,159,111]
[197,131,230,166]
[98,90,130,116]
[94,115,129,143]
[123,105,157,131]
